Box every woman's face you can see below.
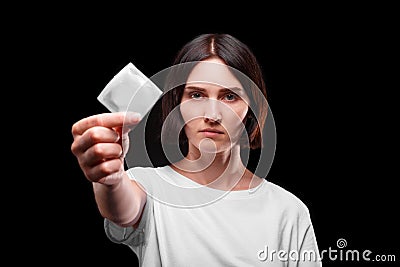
[180,58,250,153]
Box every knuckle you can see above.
[100,160,119,175]
[88,129,102,143]
[92,143,105,155]
[70,142,77,155]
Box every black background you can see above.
[14,4,398,266]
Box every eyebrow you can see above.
[184,86,243,94]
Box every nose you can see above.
[204,99,222,123]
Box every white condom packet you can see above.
[97,62,163,115]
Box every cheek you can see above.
[236,104,249,121]
[180,100,202,123]
[222,104,248,128]
[183,121,197,137]
[180,102,201,137]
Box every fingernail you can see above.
[126,112,142,122]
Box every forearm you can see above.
[92,172,146,227]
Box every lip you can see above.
[199,128,224,137]
[199,128,224,134]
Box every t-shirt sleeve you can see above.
[103,167,154,247]
[104,195,151,247]
[297,207,322,267]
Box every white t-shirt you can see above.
[104,166,322,266]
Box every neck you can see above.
[172,144,250,190]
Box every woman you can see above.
[71,33,321,266]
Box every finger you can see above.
[83,143,124,167]
[71,126,120,156]
[72,112,141,137]
[97,169,125,185]
[85,158,123,183]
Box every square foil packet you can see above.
[97,62,163,115]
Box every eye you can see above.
[190,92,203,99]
[223,93,238,101]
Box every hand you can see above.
[71,112,141,185]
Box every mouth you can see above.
[199,128,224,137]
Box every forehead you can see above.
[186,58,243,89]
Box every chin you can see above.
[198,141,232,154]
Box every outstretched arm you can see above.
[71,112,147,227]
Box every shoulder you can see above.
[127,165,168,178]
[264,180,311,219]
[126,165,174,192]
